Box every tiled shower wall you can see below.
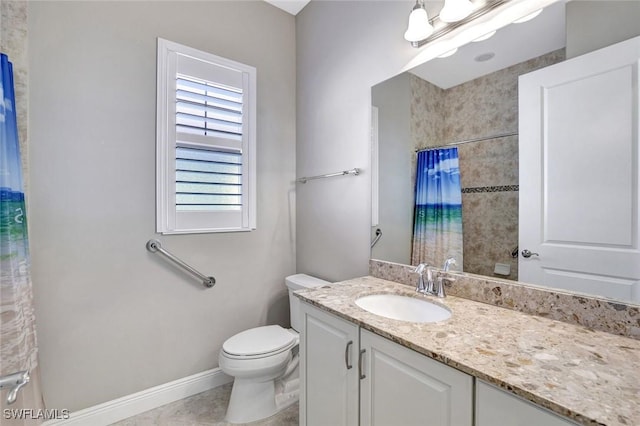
[410,49,565,280]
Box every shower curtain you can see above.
[0,53,44,423]
[411,147,463,269]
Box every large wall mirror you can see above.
[370,1,640,304]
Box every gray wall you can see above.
[566,0,640,59]
[28,1,296,411]
[296,1,415,281]
[371,73,413,264]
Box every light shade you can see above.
[404,3,434,43]
[439,0,474,23]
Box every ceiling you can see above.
[264,0,310,15]
[264,0,566,89]
[409,1,567,89]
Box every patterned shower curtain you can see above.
[0,53,43,420]
[411,147,463,268]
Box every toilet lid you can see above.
[223,325,296,357]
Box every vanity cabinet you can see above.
[299,302,359,426]
[360,329,473,425]
[475,381,577,426]
[300,302,473,426]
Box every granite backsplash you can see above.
[370,259,640,340]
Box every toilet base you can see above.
[224,362,300,424]
[225,378,278,424]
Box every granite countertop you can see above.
[295,276,640,426]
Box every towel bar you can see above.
[296,168,360,184]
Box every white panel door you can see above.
[519,35,640,302]
[299,303,359,426]
[360,329,473,426]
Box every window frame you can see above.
[156,38,256,234]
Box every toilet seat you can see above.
[222,325,297,360]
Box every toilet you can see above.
[219,273,329,423]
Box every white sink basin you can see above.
[355,294,451,323]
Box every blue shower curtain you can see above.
[411,147,463,268]
[0,53,39,397]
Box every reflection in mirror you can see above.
[371,4,566,279]
[372,0,640,304]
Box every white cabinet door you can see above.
[360,329,473,426]
[475,381,576,426]
[519,35,640,302]
[300,303,359,426]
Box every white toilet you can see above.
[219,273,329,423]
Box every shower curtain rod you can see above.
[415,132,518,152]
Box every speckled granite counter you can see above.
[295,276,640,426]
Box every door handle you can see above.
[521,249,539,258]
[345,340,353,370]
[358,349,366,380]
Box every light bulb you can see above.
[439,0,474,23]
[404,5,434,42]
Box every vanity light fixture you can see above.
[404,0,509,48]
[401,0,560,72]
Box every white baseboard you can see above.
[43,368,232,426]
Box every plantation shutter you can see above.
[157,38,256,234]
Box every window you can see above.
[156,38,256,234]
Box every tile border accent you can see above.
[461,185,518,193]
[43,368,232,426]
[370,259,640,340]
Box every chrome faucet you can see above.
[414,263,436,296]
[433,257,457,298]
[443,257,456,272]
[0,370,29,405]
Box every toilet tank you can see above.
[286,274,330,332]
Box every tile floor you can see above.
[110,383,299,426]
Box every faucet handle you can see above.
[414,263,428,293]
